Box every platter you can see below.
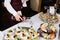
[3,26,39,40]
[37,23,57,40]
[39,12,58,24]
[1,13,59,40]
[30,13,59,40]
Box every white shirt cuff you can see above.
[23,2,27,7]
[17,11,22,15]
[12,12,17,16]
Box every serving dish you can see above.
[37,23,57,40]
[39,12,58,23]
[3,26,39,40]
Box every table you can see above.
[2,13,60,40]
[30,13,60,40]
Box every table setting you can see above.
[0,12,59,40]
[0,6,60,40]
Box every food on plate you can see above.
[8,29,14,35]
[47,32,56,39]
[40,23,48,32]
[16,27,22,31]
[39,13,58,23]
[27,37,31,40]
[29,26,35,33]
[50,26,56,32]
[37,23,56,39]
[5,34,11,39]
[8,30,13,33]
[13,34,17,38]
[33,32,39,38]
[42,33,48,38]
[4,26,39,40]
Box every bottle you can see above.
[49,6,56,14]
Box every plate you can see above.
[37,23,57,39]
[3,26,39,40]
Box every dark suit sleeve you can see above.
[0,0,4,3]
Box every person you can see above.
[4,0,29,21]
[4,0,38,21]
[1,0,37,29]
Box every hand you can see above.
[11,11,26,21]
[17,11,26,21]
[13,14,26,21]
[14,14,23,21]
[21,16,26,21]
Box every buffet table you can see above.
[0,13,60,40]
[30,13,60,40]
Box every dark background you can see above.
[41,0,56,11]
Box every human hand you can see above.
[13,14,26,22]
[17,11,26,21]
[14,14,23,21]
[11,11,26,21]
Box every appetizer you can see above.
[39,13,58,23]
[4,26,39,40]
[37,23,56,39]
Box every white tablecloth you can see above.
[2,13,60,40]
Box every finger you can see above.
[22,16,26,21]
[15,16,21,21]
[16,18,21,21]
[16,16,22,21]
[19,16,23,21]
